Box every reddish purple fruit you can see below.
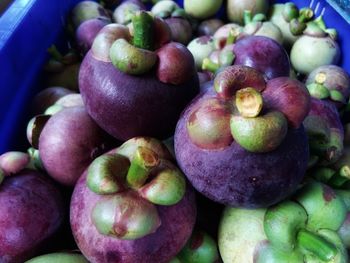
[39,107,114,186]
[70,138,196,263]
[75,18,110,53]
[232,35,290,79]
[0,170,63,262]
[79,51,198,141]
[174,65,309,208]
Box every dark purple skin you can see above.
[174,89,309,208]
[76,18,110,53]
[308,98,343,131]
[39,106,115,186]
[32,87,74,114]
[79,51,199,141]
[232,35,290,80]
[70,172,196,263]
[0,170,64,263]
[165,17,193,45]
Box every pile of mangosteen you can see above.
[2,0,350,262]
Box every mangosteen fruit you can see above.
[70,137,196,263]
[79,11,199,141]
[175,65,310,208]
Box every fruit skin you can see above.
[291,34,340,75]
[0,170,64,263]
[227,0,269,24]
[79,50,199,141]
[305,65,350,108]
[269,3,299,48]
[25,252,88,263]
[75,18,110,53]
[39,106,114,186]
[263,77,311,128]
[174,89,309,208]
[70,172,196,263]
[232,36,290,80]
[184,0,223,20]
[156,42,196,85]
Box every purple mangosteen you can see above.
[70,137,196,263]
[38,106,115,186]
[0,168,63,262]
[232,35,290,79]
[175,65,310,208]
[75,18,110,53]
[79,11,199,141]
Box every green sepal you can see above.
[87,154,130,194]
[264,201,307,251]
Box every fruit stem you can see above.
[132,11,155,51]
[127,146,160,189]
[328,166,350,188]
[297,229,337,261]
[283,2,299,22]
[235,87,263,118]
[252,13,266,22]
[298,8,314,23]
[202,58,220,73]
[243,10,253,25]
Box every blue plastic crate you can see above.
[0,0,349,153]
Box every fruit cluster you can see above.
[1,0,350,262]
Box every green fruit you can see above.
[184,0,223,19]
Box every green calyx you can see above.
[178,230,219,263]
[307,83,330,100]
[201,50,236,73]
[264,201,308,251]
[263,182,347,262]
[243,10,266,25]
[202,58,220,73]
[109,11,158,75]
[126,146,160,189]
[282,2,299,22]
[305,16,337,40]
[295,182,347,232]
[87,154,130,194]
[110,38,157,75]
[230,111,288,153]
[289,18,306,35]
[88,137,186,200]
[139,166,186,206]
[92,192,161,239]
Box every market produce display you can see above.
[1,0,350,262]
